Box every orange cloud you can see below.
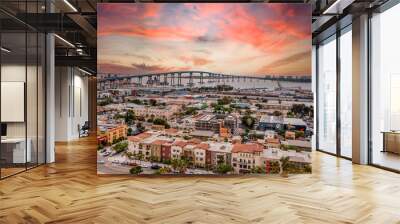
[99,24,206,41]
[266,20,310,39]
[179,56,212,66]
[257,51,311,75]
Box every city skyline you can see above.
[98,3,311,77]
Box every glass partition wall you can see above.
[316,25,353,159]
[317,35,337,155]
[0,3,46,179]
[370,3,400,171]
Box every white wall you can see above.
[54,67,89,141]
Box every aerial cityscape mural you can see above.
[97,3,313,176]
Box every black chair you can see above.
[79,121,90,138]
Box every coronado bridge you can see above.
[97,71,311,90]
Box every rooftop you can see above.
[232,143,264,153]
[282,140,311,148]
[190,130,215,137]
[283,118,307,126]
[260,115,283,124]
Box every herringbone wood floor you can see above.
[1,137,400,224]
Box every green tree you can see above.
[171,159,188,173]
[217,96,232,105]
[272,110,282,116]
[214,164,233,174]
[129,166,143,175]
[279,156,290,177]
[97,96,113,106]
[149,99,157,106]
[113,141,129,154]
[241,115,255,129]
[295,131,305,138]
[125,110,136,125]
[127,127,133,136]
[129,99,142,105]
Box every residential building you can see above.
[232,143,264,173]
[195,114,222,132]
[97,124,128,144]
[194,143,209,168]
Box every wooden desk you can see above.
[382,131,400,154]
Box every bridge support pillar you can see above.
[189,72,193,86]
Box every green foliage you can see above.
[214,164,233,174]
[129,166,143,175]
[127,128,133,136]
[281,144,299,151]
[163,159,171,165]
[290,104,313,117]
[241,115,256,129]
[286,111,295,118]
[268,161,280,174]
[113,141,128,154]
[217,96,233,105]
[149,156,159,163]
[183,107,198,116]
[97,144,104,151]
[158,167,172,174]
[113,113,125,120]
[149,99,157,106]
[280,156,290,172]
[272,110,282,116]
[125,110,136,125]
[251,166,266,174]
[171,159,188,173]
[129,99,143,105]
[153,118,170,129]
[295,130,305,139]
[97,96,112,106]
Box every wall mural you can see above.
[97,3,313,176]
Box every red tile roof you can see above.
[127,132,152,142]
[165,128,179,134]
[151,140,170,146]
[196,143,210,150]
[188,138,202,145]
[232,144,264,153]
[173,140,188,148]
[266,138,280,144]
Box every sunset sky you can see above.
[98,3,311,77]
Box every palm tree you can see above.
[279,156,290,177]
